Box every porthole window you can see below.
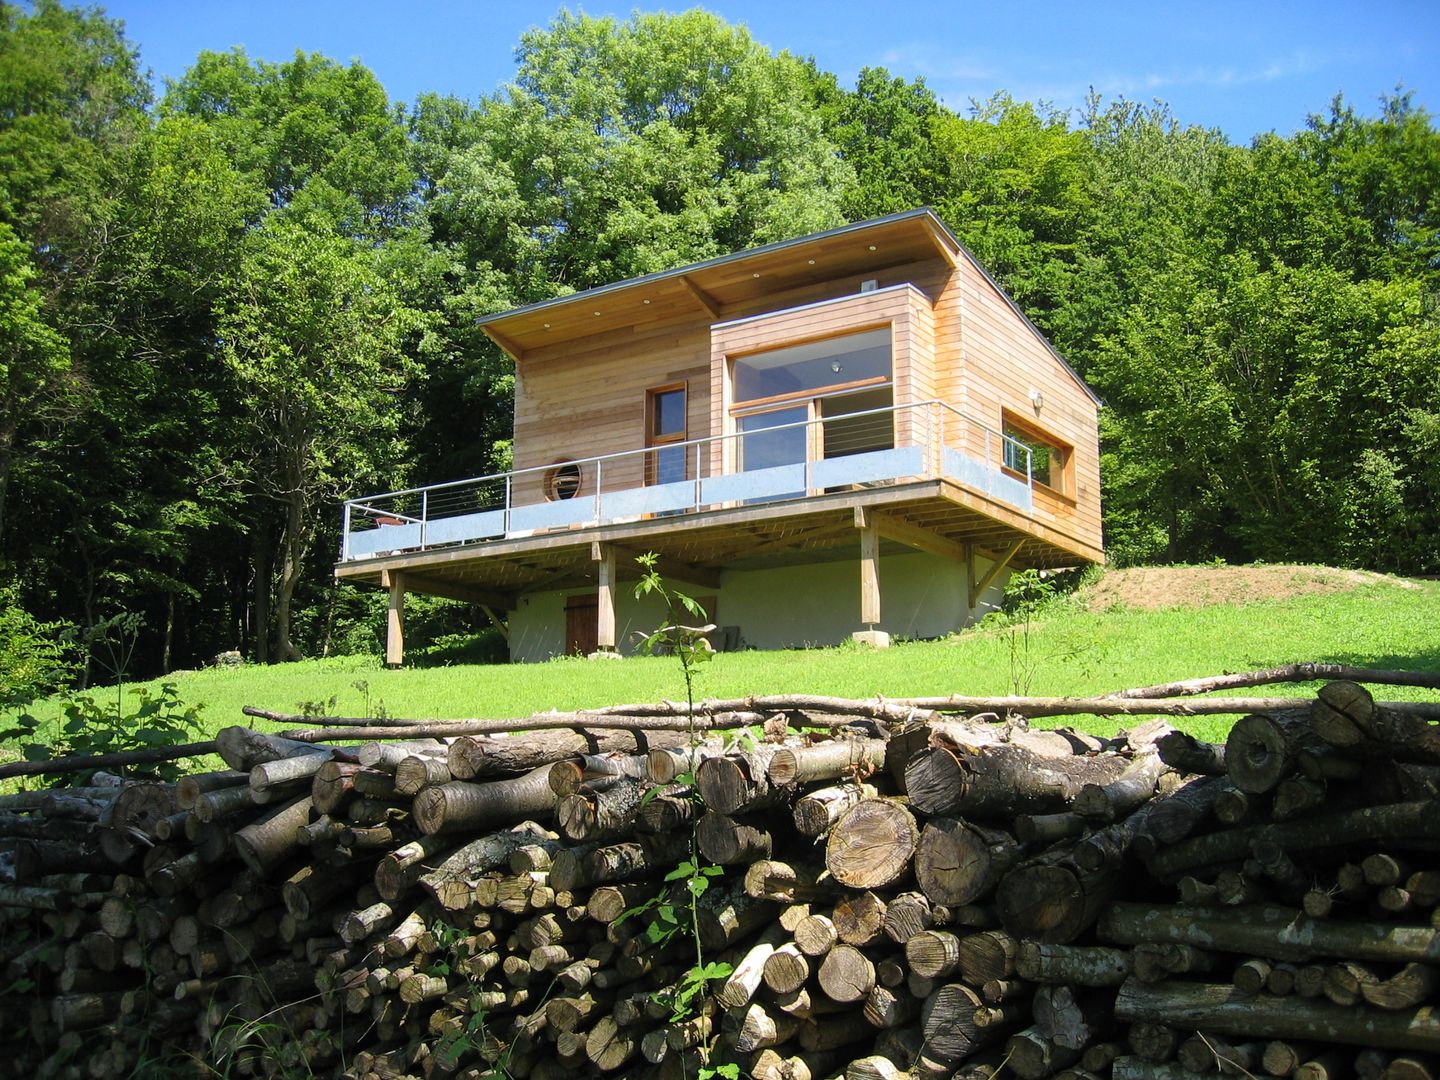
[547,462,582,501]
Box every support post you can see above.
[853,509,889,648]
[383,570,405,667]
[593,542,617,654]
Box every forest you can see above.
[1,0,1437,679]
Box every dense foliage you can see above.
[1,1,1436,675]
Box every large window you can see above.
[1002,411,1071,495]
[730,329,896,493]
[646,384,687,485]
[732,328,891,407]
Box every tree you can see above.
[815,65,941,220]
[218,220,419,660]
[0,223,69,550]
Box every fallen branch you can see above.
[1112,664,1440,699]
[0,741,219,781]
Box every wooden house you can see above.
[335,209,1103,663]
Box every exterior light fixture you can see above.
[1029,388,1044,411]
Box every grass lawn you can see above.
[7,569,1435,773]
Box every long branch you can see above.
[0,740,219,780]
[1112,664,1440,698]
[261,694,1440,742]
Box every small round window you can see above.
[547,462,582,501]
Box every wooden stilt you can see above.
[382,571,405,667]
[853,509,888,647]
[593,542,616,653]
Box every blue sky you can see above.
[103,0,1438,142]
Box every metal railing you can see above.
[341,400,1032,562]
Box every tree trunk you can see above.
[250,520,272,665]
[273,488,308,663]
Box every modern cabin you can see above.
[336,209,1103,663]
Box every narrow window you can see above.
[646,384,687,485]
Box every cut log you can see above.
[914,818,1021,907]
[1224,711,1314,795]
[997,850,1119,944]
[1101,902,1440,965]
[743,860,832,904]
[794,784,877,838]
[906,741,1131,818]
[695,746,786,814]
[696,813,773,865]
[412,765,558,835]
[1016,942,1129,986]
[557,778,647,842]
[817,944,875,1003]
[233,795,312,875]
[1071,750,1168,822]
[767,738,887,786]
[833,891,888,946]
[1146,800,1440,880]
[825,799,917,890]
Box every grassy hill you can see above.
[6,565,1435,773]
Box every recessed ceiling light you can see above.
[808,259,816,265]
[868,245,877,251]
[543,322,551,329]
[752,272,760,278]
[594,311,601,316]
[642,298,651,304]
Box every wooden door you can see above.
[565,595,598,656]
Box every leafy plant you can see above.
[2,682,203,784]
[627,554,734,1072]
[0,588,79,714]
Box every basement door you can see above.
[565,595,598,656]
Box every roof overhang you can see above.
[476,208,961,358]
[477,206,1101,408]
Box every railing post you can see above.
[504,474,512,535]
[420,490,429,550]
[341,502,351,562]
[594,459,603,525]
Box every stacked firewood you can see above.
[1,670,1438,1080]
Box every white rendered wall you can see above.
[507,550,1011,663]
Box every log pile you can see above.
[1,673,1437,1080]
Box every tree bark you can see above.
[1114,976,1440,1053]
[412,765,558,835]
[1100,902,1440,965]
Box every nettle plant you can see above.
[627,554,737,1080]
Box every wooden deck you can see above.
[335,477,1101,612]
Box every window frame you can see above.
[999,408,1073,499]
[729,326,894,415]
[645,382,689,486]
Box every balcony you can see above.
[339,401,1040,565]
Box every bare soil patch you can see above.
[1079,563,1411,612]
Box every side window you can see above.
[1001,410,1071,495]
